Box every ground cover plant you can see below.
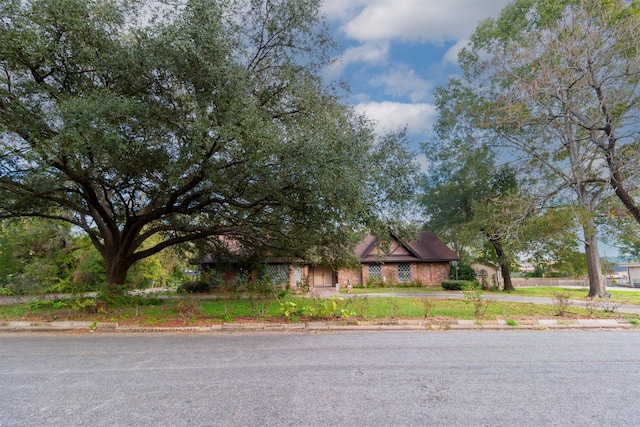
[2,289,639,326]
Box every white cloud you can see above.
[325,42,390,79]
[323,0,512,85]
[443,39,469,66]
[334,0,511,43]
[320,0,368,20]
[354,101,436,136]
[369,65,433,102]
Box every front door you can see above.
[312,265,333,288]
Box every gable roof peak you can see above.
[357,231,459,263]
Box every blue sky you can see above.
[321,0,511,159]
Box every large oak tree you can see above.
[0,0,418,291]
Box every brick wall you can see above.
[337,268,362,287]
[413,263,450,285]
[338,262,451,287]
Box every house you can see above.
[617,262,640,288]
[471,262,502,289]
[337,231,460,287]
[197,231,459,290]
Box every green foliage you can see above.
[285,295,356,320]
[552,292,571,316]
[434,0,640,296]
[0,218,73,294]
[28,296,97,316]
[349,296,371,319]
[0,0,418,288]
[526,249,588,278]
[70,239,106,290]
[0,218,189,295]
[126,256,166,289]
[366,277,383,287]
[279,300,298,319]
[365,276,426,288]
[441,280,475,291]
[4,290,639,323]
[248,277,279,318]
[463,286,489,318]
[450,263,476,281]
[420,142,523,291]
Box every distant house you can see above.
[197,231,459,290]
[617,263,640,288]
[471,262,502,289]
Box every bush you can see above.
[552,292,571,316]
[441,280,475,291]
[450,263,476,281]
[177,281,211,293]
[366,277,386,287]
[463,286,489,318]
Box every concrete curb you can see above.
[0,318,635,333]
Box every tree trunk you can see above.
[572,179,606,298]
[102,253,131,295]
[583,218,606,298]
[486,233,515,292]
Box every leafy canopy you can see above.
[0,0,418,286]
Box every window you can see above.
[368,264,382,280]
[398,263,411,283]
[267,264,289,287]
[292,265,303,289]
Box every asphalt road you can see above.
[1,330,640,426]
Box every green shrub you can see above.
[450,263,476,281]
[395,279,424,288]
[441,280,475,291]
[366,277,386,287]
[463,286,489,318]
[298,296,355,320]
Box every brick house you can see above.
[197,231,459,290]
[337,231,460,288]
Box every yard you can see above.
[1,286,639,327]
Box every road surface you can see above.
[1,330,639,426]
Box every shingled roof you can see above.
[198,231,459,266]
[356,231,459,264]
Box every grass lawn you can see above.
[1,287,639,326]
[508,286,640,305]
[345,285,640,305]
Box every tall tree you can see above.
[0,0,418,292]
[495,0,640,224]
[421,142,525,291]
[432,0,638,297]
